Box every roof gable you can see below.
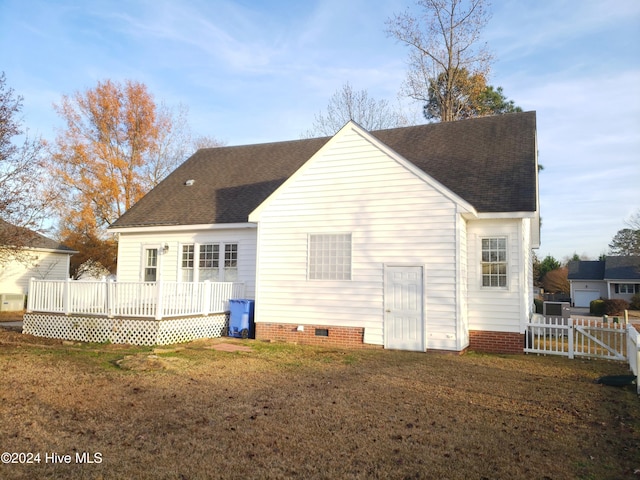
[111,112,537,229]
[250,120,476,222]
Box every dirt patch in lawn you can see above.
[0,330,638,480]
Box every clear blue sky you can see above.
[1,0,639,260]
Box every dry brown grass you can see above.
[0,329,639,480]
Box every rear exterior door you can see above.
[384,266,424,351]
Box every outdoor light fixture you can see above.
[163,243,169,254]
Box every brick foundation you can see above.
[468,330,524,354]
[256,323,381,349]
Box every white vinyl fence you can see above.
[525,314,640,394]
[27,278,245,320]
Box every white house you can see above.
[0,220,76,309]
[568,257,640,307]
[109,112,540,353]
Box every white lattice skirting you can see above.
[23,313,229,346]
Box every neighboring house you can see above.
[110,112,540,354]
[0,220,77,307]
[568,256,640,307]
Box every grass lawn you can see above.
[0,329,639,480]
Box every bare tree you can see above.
[0,72,53,264]
[386,0,493,122]
[625,208,640,231]
[303,82,409,137]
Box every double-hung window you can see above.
[308,234,352,280]
[181,243,238,282]
[224,244,238,281]
[199,244,220,281]
[481,238,507,287]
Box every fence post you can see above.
[568,318,574,359]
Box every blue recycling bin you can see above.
[228,299,255,339]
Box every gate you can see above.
[525,316,627,360]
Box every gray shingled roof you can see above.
[604,256,640,280]
[568,257,640,281]
[568,260,606,280]
[0,219,76,252]
[111,111,537,229]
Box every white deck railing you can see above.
[27,278,245,320]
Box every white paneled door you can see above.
[384,266,424,351]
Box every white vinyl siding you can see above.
[115,227,257,298]
[0,250,71,295]
[467,219,526,333]
[252,126,463,350]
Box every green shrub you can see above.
[590,299,605,316]
[630,293,640,311]
[603,299,629,316]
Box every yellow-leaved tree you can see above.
[48,79,220,275]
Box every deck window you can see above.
[481,237,507,287]
[144,248,158,282]
[308,234,351,280]
[224,244,238,281]
[181,244,195,282]
[199,244,220,281]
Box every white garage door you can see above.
[574,290,600,308]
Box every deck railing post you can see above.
[26,277,35,313]
[201,280,211,316]
[155,281,163,320]
[106,279,114,318]
[63,277,71,316]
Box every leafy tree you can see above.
[0,72,53,264]
[474,85,522,116]
[48,79,221,271]
[537,255,561,284]
[423,68,520,121]
[386,0,494,122]
[303,82,409,137]
[542,267,570,294]
[608,228,640,256]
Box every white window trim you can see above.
[480,236,509,289]
[141,244,162,282]
[179,241,239,283]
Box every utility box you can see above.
[0,294,25,312]
[543,302,571,325]
[543,301,571,319]
[228,299,255,339]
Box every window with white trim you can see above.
[481,237,507,287]
[619,284,636,294]
[199,244,220,281]
[181,244,194,282]
[144,248,158,282]
[224,244,238,281]
[308,234,351,280]
[179,243,239,282]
